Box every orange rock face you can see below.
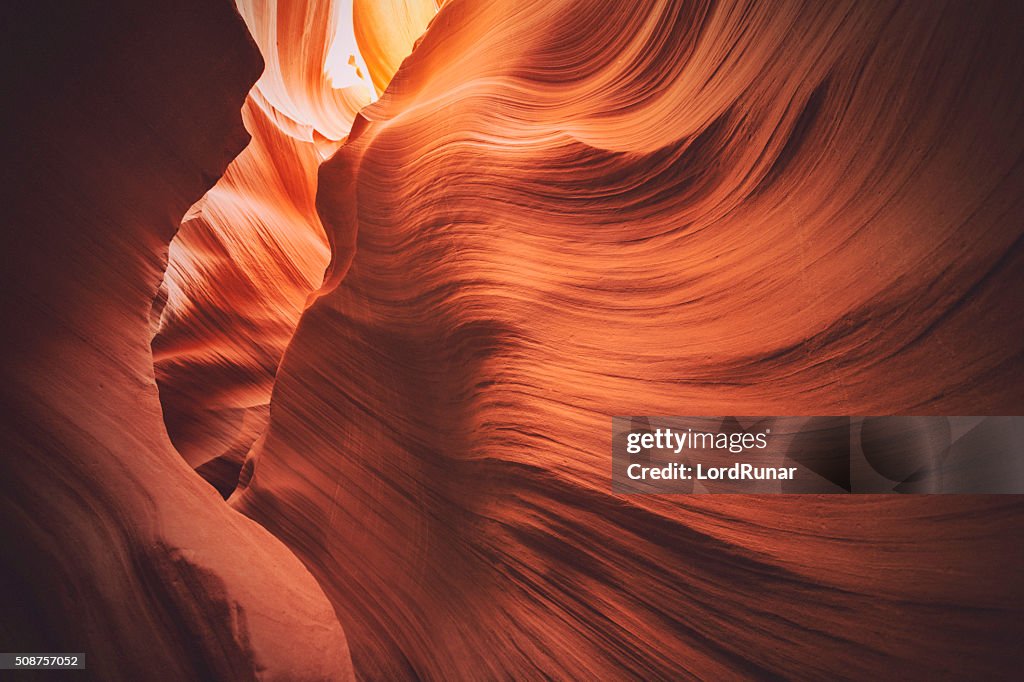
[233,0,1024,678]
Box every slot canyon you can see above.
[2,0,1023,680]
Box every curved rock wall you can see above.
[235,0,1024,678]
[2,2,352,679]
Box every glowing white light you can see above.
[323,0,375,99]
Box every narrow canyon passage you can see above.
[151,0,438,497]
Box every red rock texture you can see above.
[233,0,1024,678]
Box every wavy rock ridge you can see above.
[235,0,1024,679]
